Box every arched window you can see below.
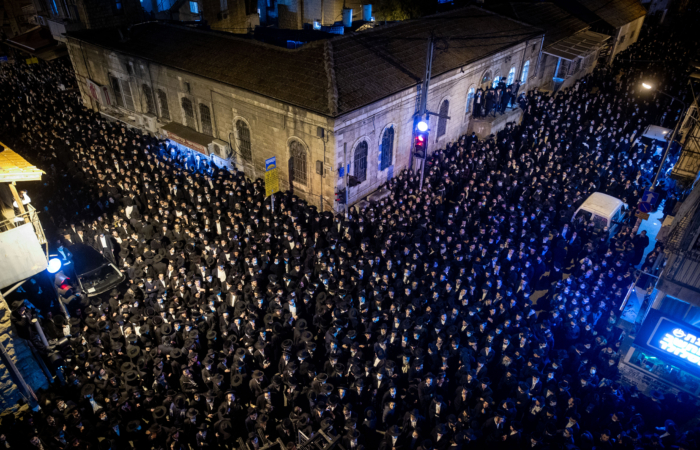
[380,126,394,171]
[521,60,530,84]
[200,104,213,136]
[236,120,252,162]
[437,100,449,138]
[142,84,155,114]
[481,71,491,84]
[157,89,170,120]
[507,67,516,85]
[466,87,475,113]
[492,76,501,89]
[354,141,368,183]
[289,141,307,187]
[181,97,194,127]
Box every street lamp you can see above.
[640,81,687,188]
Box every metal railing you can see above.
[0,204,48,248]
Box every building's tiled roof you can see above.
[568,0,647,29]
[67,7,542,117]
[488,2,590,48]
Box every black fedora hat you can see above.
[126,346,141,359]
[152,406,167,420]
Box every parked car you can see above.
[572,192,629,238]
[71,244,125,296]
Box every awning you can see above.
[543,30,610,61]
[657,278,700,308]
[161,122,214,155]
[0,142,45,182]
[5,26,68,61]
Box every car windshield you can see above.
[80,264,120,294]
[592,214,608,229]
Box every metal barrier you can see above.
[0,204,47,248]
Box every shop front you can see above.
[619,308,700,398]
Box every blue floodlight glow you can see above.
[416,121,428,132]
[47,258,62,274]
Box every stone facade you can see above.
[67,40,337,209]
[609,16,645,61]
[334,39,543,207]
[67,34,543,213]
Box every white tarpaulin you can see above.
[0,223,47,289]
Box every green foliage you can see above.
[374,0,437,21]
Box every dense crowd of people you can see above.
[1,11,699,450]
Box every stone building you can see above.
[489,2,610,93]
[66,7,544,211]
[554,0,646,63]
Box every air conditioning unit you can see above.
[210,139,231,159]
[142,114,158,132]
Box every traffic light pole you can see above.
[418,35,435,193]
[343,142,349,217]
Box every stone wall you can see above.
[66,33,550,214]
[67,39,337,210]
[0,299,49,411]
[333,38,544,210]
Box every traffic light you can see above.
[335,189,346,203]
[414,132,427,159]
[414,120,428,159]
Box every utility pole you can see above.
[343,142,349,217]
[418,35,435,193]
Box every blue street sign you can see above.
[265,157,276,172]
[638,202,652,213]
[641,190,659,206]
[338,164,350,178]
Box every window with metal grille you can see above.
[182,97,194,127]
[507,67,516,85]
[142,84,155,115]
[200,104,213,136]
[157,89,170,120]
[289,141,307,186]
[236,120,252,162]
[121,79,135,111]
[380,126,394,171]
[437,100,449,138]
[110,76,124,108]
[354,141,368,182]
[521,60,530,83]
[466,87,475,113]
[556,60,571,79]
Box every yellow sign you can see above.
[265,168,279,197]
[635,210,650,220]
[25,57,39,65]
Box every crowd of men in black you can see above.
[1,13,699,450]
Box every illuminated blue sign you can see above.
[637,310,700,372]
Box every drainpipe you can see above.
[533,34,545,83]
